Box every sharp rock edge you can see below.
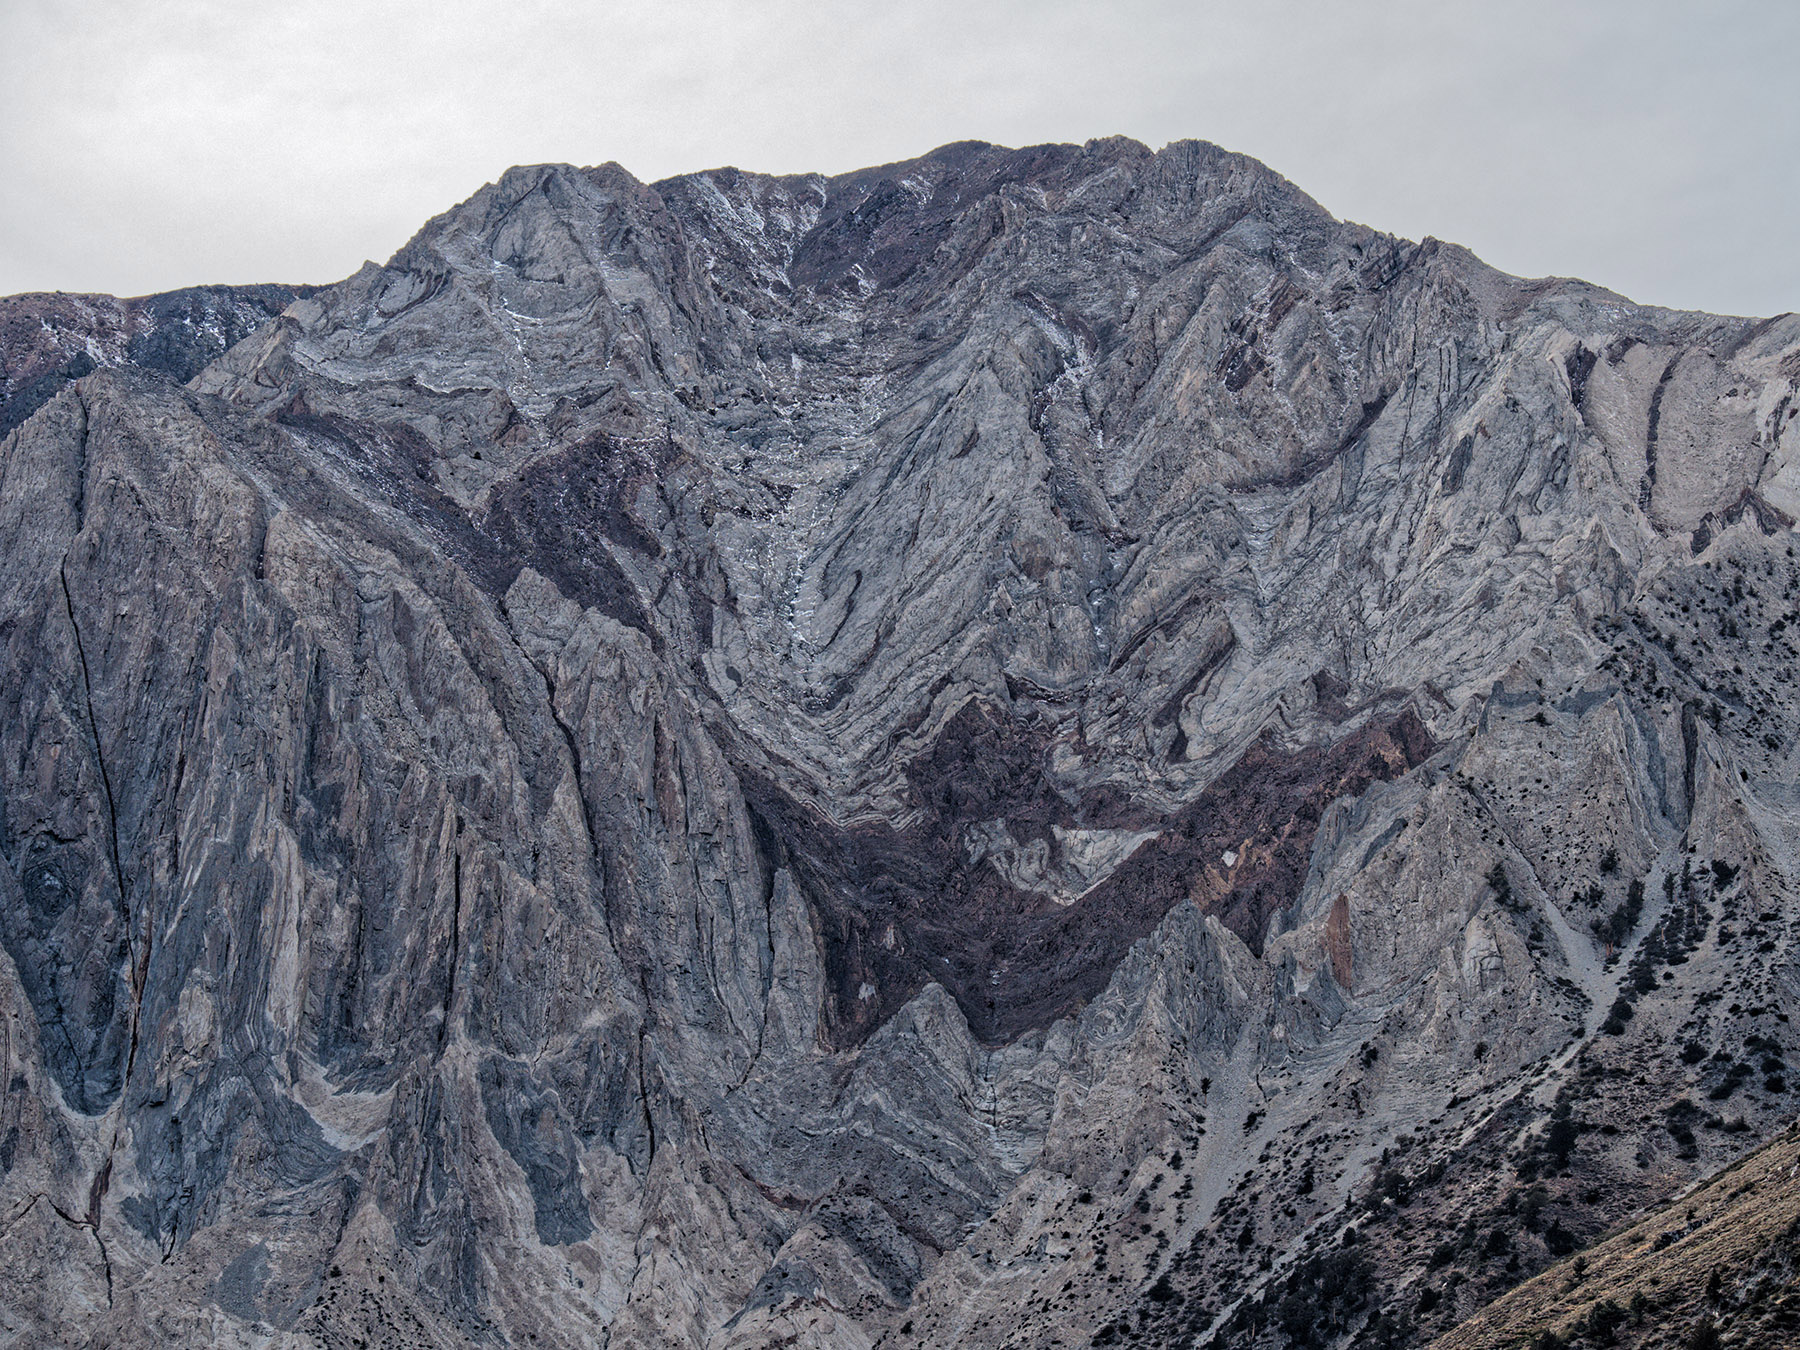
[1,137,1799,1350]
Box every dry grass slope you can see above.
[1433,1122,1800,1350]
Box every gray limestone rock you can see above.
[1,136,1798,1348]
[0,284,318,440]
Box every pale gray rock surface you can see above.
[1,137,1798,1348]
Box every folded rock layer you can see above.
[1,137,1798,1349]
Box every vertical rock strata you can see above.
[0,137,1797,1348]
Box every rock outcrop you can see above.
[1,136,1798,1349]
[0,284,317,438]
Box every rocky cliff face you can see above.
[1,137,1797,1350]
[0,284,317,439]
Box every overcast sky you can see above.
[2,0,1795,316]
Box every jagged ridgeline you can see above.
[1,137,1797,1349]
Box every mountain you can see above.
[0,283,318,438]
[0,136,1797,1350]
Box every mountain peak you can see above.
[3,137,1799,1350]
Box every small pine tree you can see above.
[1488,862,1511,904]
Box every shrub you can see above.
[1262,1251,1370,1347]
[1580,1298,1627,1342]
[1546,1114,1584,1168]
[1489,862,1515,908]
[1593,879,1648,949]
[1519,1186,1548,1230]
[1369,1167,1408,1206]
[1601,997,1634,1035]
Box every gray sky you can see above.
[2,0,1795,316]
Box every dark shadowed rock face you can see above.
[756,702,1433,1045]
[0,284,317,437]
[2,138,1800,1349]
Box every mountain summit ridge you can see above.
[1,138,1798,1349]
